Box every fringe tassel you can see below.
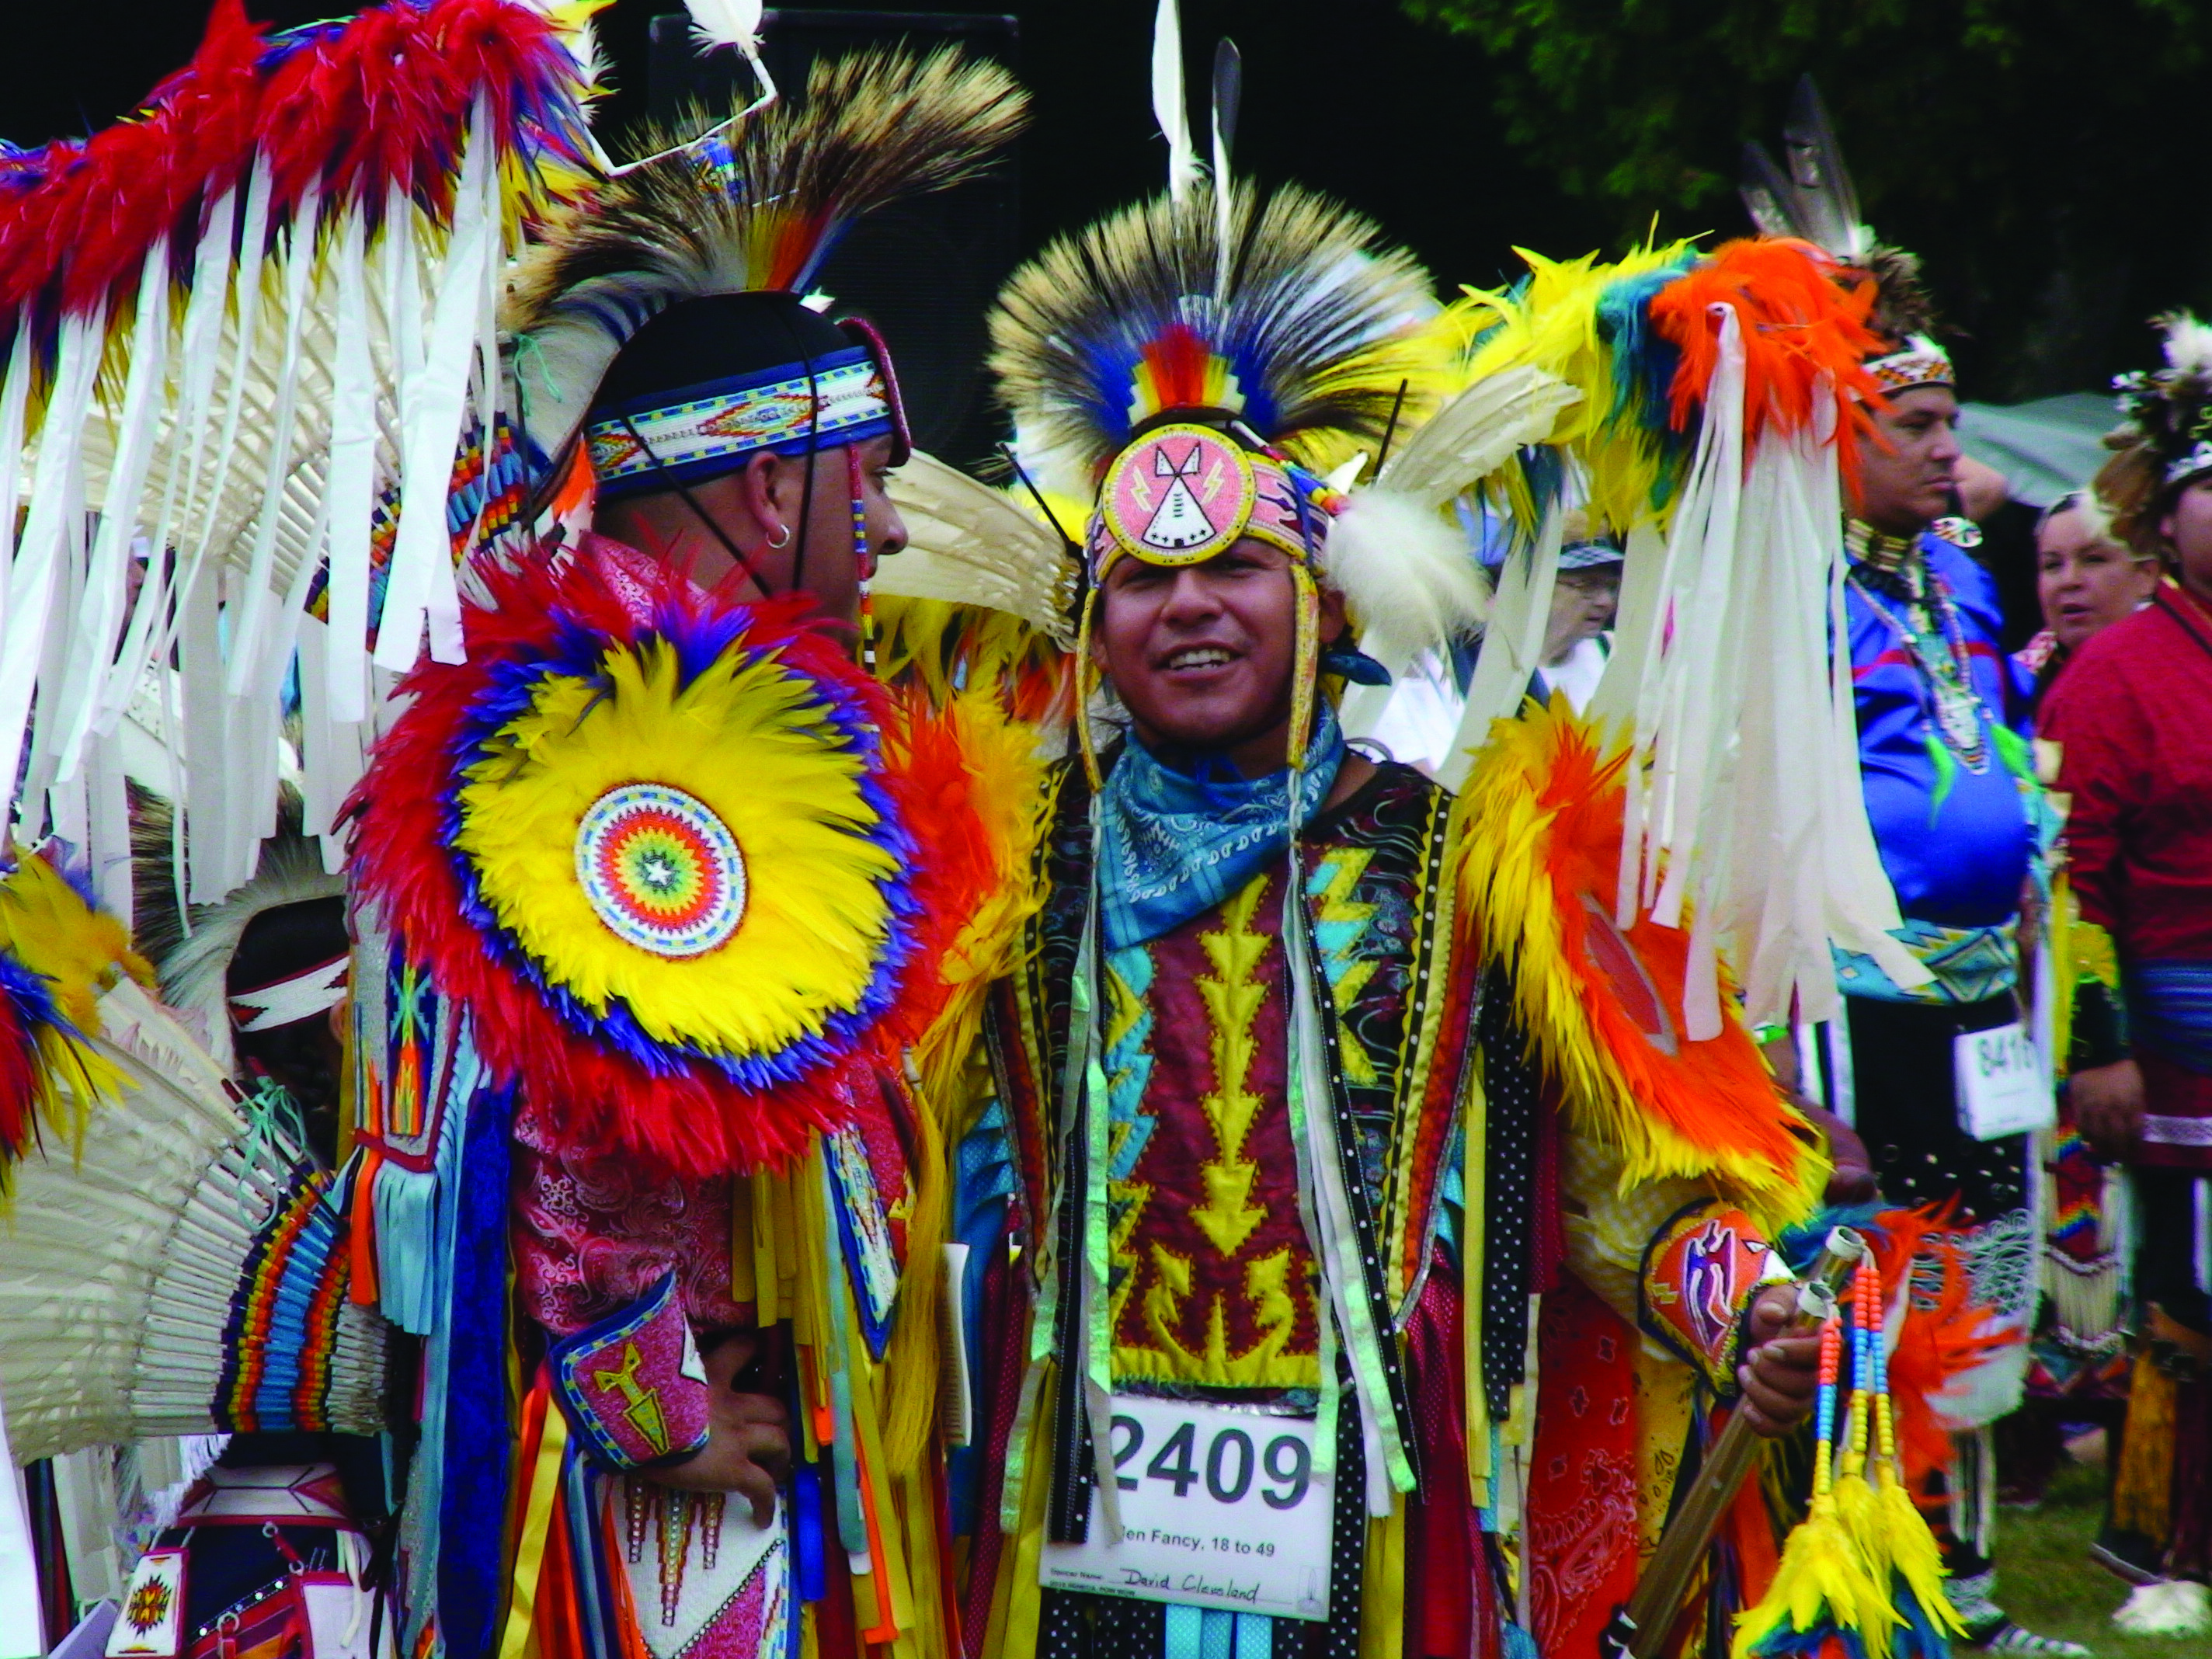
[2042,1253,2124,1349]
[1849,1258,1963,1659]
[1734,1303,1894,1659]
[1738,1258,1963,1659]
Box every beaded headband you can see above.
[1864,333,1954,395]
[583,345,898,499]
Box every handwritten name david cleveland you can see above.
[1118,1568,1261,1605]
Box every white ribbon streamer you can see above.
[325,204,379,723]
[379,98,499,673]
[53,238,172,787]
[228,172,322,700]
[0,304,108,838]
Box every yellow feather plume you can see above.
[1446,240,1700,537]
[0,850,149,1187]
[1733,1488,1899,1659]
[1830,1398,1893,1659]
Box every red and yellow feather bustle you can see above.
[1452,702,1824,1231]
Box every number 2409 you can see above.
[1108,1416,1312,1510]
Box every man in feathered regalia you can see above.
[0,3,1058,1646]
[948,174,1837,1659]
[344,48,1040,1659]
[1742,85,2071,1657]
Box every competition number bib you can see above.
[1954,1020,2054,1140]
[1040,1396,1333,1621]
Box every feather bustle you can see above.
[1452,704,1826,1229]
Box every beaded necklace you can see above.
[1845,523,1991,774]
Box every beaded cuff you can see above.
[548,1270,711,1470]
[1639,1202,1793,1395]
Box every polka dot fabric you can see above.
[1478,965,1542,1422]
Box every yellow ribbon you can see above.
[498,1384,571,1659]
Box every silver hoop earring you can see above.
[766,523,793,548]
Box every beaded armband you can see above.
[1638,1202,1792,1395]
[548,1270,711,1471]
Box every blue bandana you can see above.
[1096,700,1346,950]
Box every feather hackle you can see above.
[989,181,1444,496]
[507,45,1028,457]
[1858,245,1941,350]
[2099,310,2212,554]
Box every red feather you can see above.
[0,0,266,313]
[0,984,36,1169]
[0,0,583,320]
[1141,322,1215,419]
[875,691,1003,1054]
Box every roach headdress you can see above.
[508,46,1028,492]
[2099,311,2212,552]
[988,176,1571,781]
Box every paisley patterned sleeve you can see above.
[509,1125,751,1339]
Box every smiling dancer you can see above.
[945,176,1837,1659]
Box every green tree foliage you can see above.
[1400,0,2212,399]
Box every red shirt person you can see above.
[2043,478,2212,1164]
[2037,315,2212,1612]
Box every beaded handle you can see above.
[1843,1257,1876,1478]
[1812,1296,1844,1499]
[1862,1254,1903,1485]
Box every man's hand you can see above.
[1736,1285,1821,1438]
[650,1326,791,1525]
[1760,1038,1880,1207]
[1796,1102,1880,1206]
[2071,1059,2146,1164]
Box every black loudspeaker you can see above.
[647,10,1021,468]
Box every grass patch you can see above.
[1993,1458,2201,1659]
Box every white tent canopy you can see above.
[1959,391,2120,509]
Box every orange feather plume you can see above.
[1650,238,1887,495]
[875,683,1049,1083]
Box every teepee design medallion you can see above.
[1099,423,1258,565]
